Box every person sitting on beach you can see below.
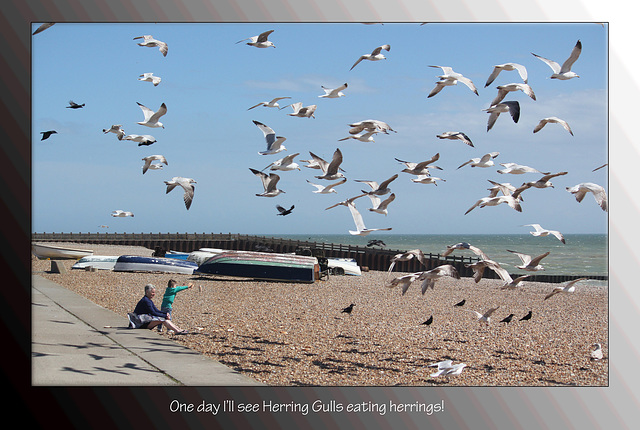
[128,283,187,334]
[157,279,193,331]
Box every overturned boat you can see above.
[72,255,119,270]
[113,255,198,274]
[327,257,362,276]
[195,250,319,283]
[32,243,94,260]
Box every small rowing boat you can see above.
[72,255,119,270]
[327,257,362,276]
[195,250,319,283]
[113,255,198,274]
[32,243,94,260]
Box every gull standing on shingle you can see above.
[532,40,581,80]
[544,277,588,300]
[523,224,566,244]
[311,148,345,180]
[490,83,536,106]
[319,83,348,98]
[508,250,550,271]
[164,177,196,209]
[142,155,168,174]
[436,131,474,147]
[485,63,528,87]
[136,102,167,128]
[262,153,301,172]
[345,201,392,236]
[249,168,285,197]
[566,182,608,212]
[306,178,347,194]
[457,152,500,169]
[484,101,520,131]
[253,120,286,155]
[429,65,479,96]
[533,117,573,136]
[247,97,291,110]
[123,134,156,146]
[103,124,125,140]
[350,44,391,70]
[138,72,161,86]
[236,30,275,48]
[133,35,168,56]
[395,153,442,175]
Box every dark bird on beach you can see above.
[40,130,57,141]
[341,304,355,314]
[276,205,294,216]
[519,310,532,321]
[422,315,433,326]
[454,299,466,307]
[367,239,386,248]
[500,314,514,323]
[66,100,85,109]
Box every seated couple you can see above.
[128,283,188,334]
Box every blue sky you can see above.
[32,22,607,236]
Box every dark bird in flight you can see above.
[40,130,57,140]
[66,100,85,109]
[276,205,295,216]
[367,239,386,247]
[500,314,514,323]
[341,303,355,314]
[519,310,532,321]
[422,315,433,326]
[454,299,466,307]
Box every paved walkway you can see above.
[32,274,264,386]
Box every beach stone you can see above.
[50,260,67,274]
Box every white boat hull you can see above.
[32,243,94,260]
[114,255,197,274]
[72,255,119,270]
[327,258,362,276]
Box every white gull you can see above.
[532,40,581,80]
[136,102,167,128]
[164,177,196,210]
[350,45,390,70]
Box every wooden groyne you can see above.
[31,232,608,284]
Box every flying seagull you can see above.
[306,178,347,194]
[442,242,490,260]
[485,63,528,87]
[544,277,588,300]
[286,102,317,118]
[366,193,396,215]
[103,124,125,140]
[387,249,428,274]
[276,205,295,216]
[592,163,608,172]
[66,100,84,109]
[40,130,57,141]
[566,182,608,212]
[339,131,377,143]
[249,168,285,197]
[386,272,423,295]
[465,259,511,284]
[533,117,573,136]
[466,306,500,325]
[311,148,345,180]
[417,265,461,293]
[138,72,161,86]
[395,153,442,175]
[33,23,55,35]
[498,162,549,175]
[345,200,392,236]
[164,177,196,210]
[429,360,467,378]
[253,120,286,155]
[136,102,166,128]
[142,154,168,174]
[123,134,156,146]
[532,40,581,80]
[411,175,446,186]
[247,97,290,110]
[490,83,536,106]
[457,152,500,169]
[133,35,168,57]
[499,274,532,291]
[348,119,396,135]
[236,30,275,48]
[111,210,134,217]
[319,83,348,98]
[324,193,367,211]
[262,153,301,172]
[350,44,391,70]
[464,195,522,215]
[356,174,398,196]
[524,224,565,244]
[484,101,520,131]
[436,131,473,147]
[367,239,386,248]
[508,249,550,272]
[521,171,568,189]
[429,65,479,96]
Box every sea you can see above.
[273,233,608,287]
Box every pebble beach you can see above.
[32,243,608,387]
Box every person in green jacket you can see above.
[158,279,193,330]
